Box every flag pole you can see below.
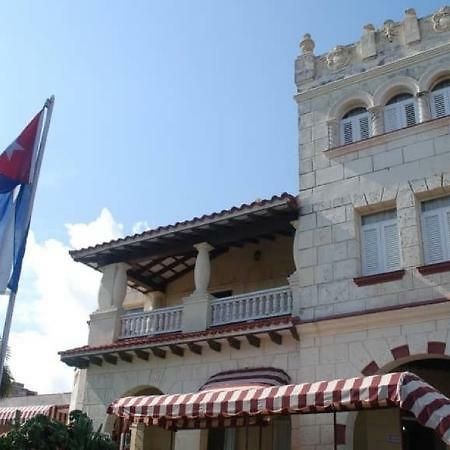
[0,96,55,390]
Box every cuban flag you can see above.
[0,110,45,294]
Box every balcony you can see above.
[119,286,293,339]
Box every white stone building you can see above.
[60,7,450,450]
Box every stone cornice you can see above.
[294,42,450,103]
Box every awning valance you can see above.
[107,372,450,444]
[0,404,69,425]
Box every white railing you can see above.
[210,286,293,326]
[120,306,183,339]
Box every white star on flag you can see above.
[4,140,24,160]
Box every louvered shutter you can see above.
[362,225,380,275]
[341,118,354,145]
[384,104,400,132]
[431,89,450,119]
[422,212,444,264]
[382,222,400,271]
[403,101,417,127]
[359,114,370,140]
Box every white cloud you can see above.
[5,208,124,394]
[131,220,151,235]
[66,208,123,250]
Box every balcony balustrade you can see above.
[119,286,293,339]
[120,305,183,339]
[210,286,292,326]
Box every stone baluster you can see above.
[193,242,213,294]
[416,91,431,123]
[368,106,384,136]
[327,118,339,149]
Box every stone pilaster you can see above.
[129,423,145,450]
[327,118,339,149]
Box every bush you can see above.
[0,410,117,450]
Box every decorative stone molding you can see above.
[295,34,316,84]
[360,24,377,60]
[403,8,420,44]
[300,33,315,54]
[326,45,351,71]
[432,6,450,32]
[367,105,384,136]
[383,20,396,42]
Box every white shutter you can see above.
[431,89,450,119]
[362,225,380,275]
[403,100,417,127]
[358,114,370,140]
[422,212,444,264]
[384,104,400,132]
[340,118,354,145]
[382,222,400,271]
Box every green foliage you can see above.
[0,410,117,450]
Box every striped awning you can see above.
[0,404,69,425]
[107,372,450,444]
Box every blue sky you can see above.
[0,0,445,393]
[0,0,444,243]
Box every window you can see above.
[431,79,450,119]
[340,107,370,145]
[361,210,401,276]
[384,93,417,132]
[421,196,450,265]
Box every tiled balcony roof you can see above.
[70,193,298,293]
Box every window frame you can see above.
[360,210,401,276]
[421,197,450,265]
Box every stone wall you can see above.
[294,20,450,321]
[83,301,450,450]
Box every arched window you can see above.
[340,107,370,145]
[430,79,450,119]
[383,93,417,132]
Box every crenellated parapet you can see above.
[295,7,450,92]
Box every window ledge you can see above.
[417,261,450,275]
[326,115,450,158]
[353,269,405,287]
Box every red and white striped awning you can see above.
[0,404,69,425]
[107,372,450,444]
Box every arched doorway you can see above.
[353,358,450,450]
[207,416,291,450]
[112,385,173,450]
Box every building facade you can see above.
[61,7,450,450]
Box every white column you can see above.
[88,263,128,346]
[193,242,213,294]
[288,220,302,317]
[368,106,384,136]
[327,118,339,149]
[416,91,431,123]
